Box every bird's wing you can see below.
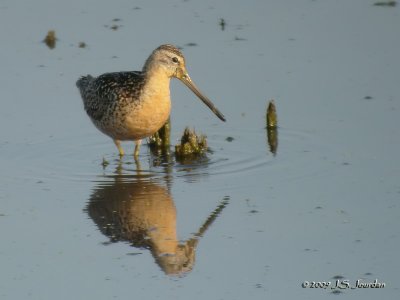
[85,71,146,121]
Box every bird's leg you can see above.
[113,139,125,157]
[134,140,142,158]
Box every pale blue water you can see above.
[0,0,399,299]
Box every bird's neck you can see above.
[142,66,171,97]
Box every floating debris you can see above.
[225,136,234,142]
[364,272,373,276]
[234,36,247,41]
[43,30,57,49]
[219,18,226,30]
[175,127,208,158]
[78,42,87,48]
[101,157,110,168]
[105,19,122,31]
[373,1,397,6]
[266,100,278,128]
[185,42,198,47]
[148,118,171,154]
[266,100,278,155]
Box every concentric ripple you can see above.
[0,127,331,185]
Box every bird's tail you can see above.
[76,75,94,92]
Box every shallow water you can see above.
[1,0,399,299]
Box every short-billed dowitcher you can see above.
[76,44,225,157]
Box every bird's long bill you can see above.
[180,74,226,122]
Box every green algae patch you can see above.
[175,128,208,158]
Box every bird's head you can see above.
[143,44,226,122]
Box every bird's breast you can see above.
[123,92,171,140]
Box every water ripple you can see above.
[1,127,325,184]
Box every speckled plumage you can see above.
[76,44,225,157]
[77,71,146,122]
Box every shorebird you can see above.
[76,44,225,157]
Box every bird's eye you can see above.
[172,57,179,63]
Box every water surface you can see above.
[1,0,399,299]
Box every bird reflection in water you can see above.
[86,164,228,276]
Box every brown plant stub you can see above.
[43,30,56,49]
[148,118,171,155]
[266,100,278,128]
